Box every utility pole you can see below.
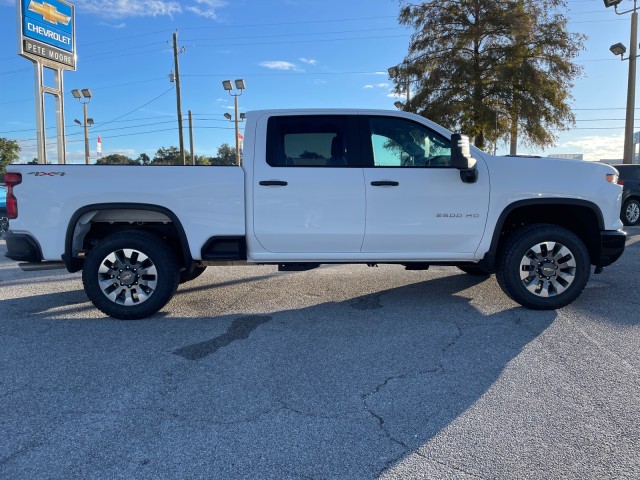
[605,0,640,164]
[188,110,195,165]
[172,31,186,165]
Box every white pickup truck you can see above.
[3,109,626,319]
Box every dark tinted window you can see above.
[267,116,351,167]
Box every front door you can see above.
[360,115,489,258]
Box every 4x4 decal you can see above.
[27,171,66,177]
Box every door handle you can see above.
[370,181,399,187]
[259,180,288,186]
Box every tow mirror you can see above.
[450,134,478,183]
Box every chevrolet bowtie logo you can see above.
[28,0,71,26]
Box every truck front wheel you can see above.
[82,231,180,319]
[496,224,590,310]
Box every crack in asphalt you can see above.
[362,320,464,477]
[173,315,272,360]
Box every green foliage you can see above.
[136,153,151,165]
[211,143,237,166]
[152,146,182,165]
[396,0,584,153]
[95,154,138,165]
[0,138,21,175]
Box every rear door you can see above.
[252,115,366,253]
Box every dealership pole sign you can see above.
[17,0,76,164]
[18,0,76,70]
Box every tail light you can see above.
[617,178,625,186]
[4,172,22,219]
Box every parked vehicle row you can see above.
[614,164,640,226]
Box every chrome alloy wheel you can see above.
[519,241,576,297]
[625,201,640,224]
[97,248,158,306]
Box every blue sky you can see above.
[0,0,637,163]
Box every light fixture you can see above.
[610,42,628,56]
[240,112,246,120]
[222,80,233,91]
[234,79,246,90]
[388,66,399,78]
[71,87,94,164]
[394,101,403,109]
[224,112,232,120]
[603,0,624,8]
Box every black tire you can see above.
[82,231,180,319]
[179,265,207,284]
[457,265,492,276]
[496,224,590,310]
[621,198,640,226]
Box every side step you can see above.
[19,261,66,271]
[278,263,320,272]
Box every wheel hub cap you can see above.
[519,241,576,297]
[97,248,157,306]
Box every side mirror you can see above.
[450,134,478,183]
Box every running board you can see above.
[18,261,66,271]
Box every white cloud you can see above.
[186,0,227,20]
[299,58,318,65]
[98,22,127,29]
[365,83,389,90]
[259,61,298,70]
[75,0,182,18]
[559,134,624,162]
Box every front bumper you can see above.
[597,229,626,267]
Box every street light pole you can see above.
[71,88,93,165]
[222,79,246,165]
[625,10,638,164]
[605,0,640,164]
[83,101,89,165]
[234,94,240,165]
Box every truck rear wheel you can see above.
[496,224,590,310]
[82,231,180,319]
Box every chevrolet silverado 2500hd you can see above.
[3,109,626,319]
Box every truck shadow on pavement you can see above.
[0,269,556,478]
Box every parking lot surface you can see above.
[1,229,639,479]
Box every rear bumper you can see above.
[597,230,626,267]
[4,232,43,263]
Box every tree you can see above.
[95,154,138,165]
[152,146,182,165]
[210,143,236,166]
[136,153,151,165]
[0,138,21,176]
[396,0,584,154]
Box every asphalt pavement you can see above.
[0,229,638,479]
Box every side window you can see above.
[367,117,452,167]
[267,116,350,167]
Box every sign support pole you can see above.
[33,61,47,164]
[33,61,67,164]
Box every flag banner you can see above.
[97,134,102,156]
